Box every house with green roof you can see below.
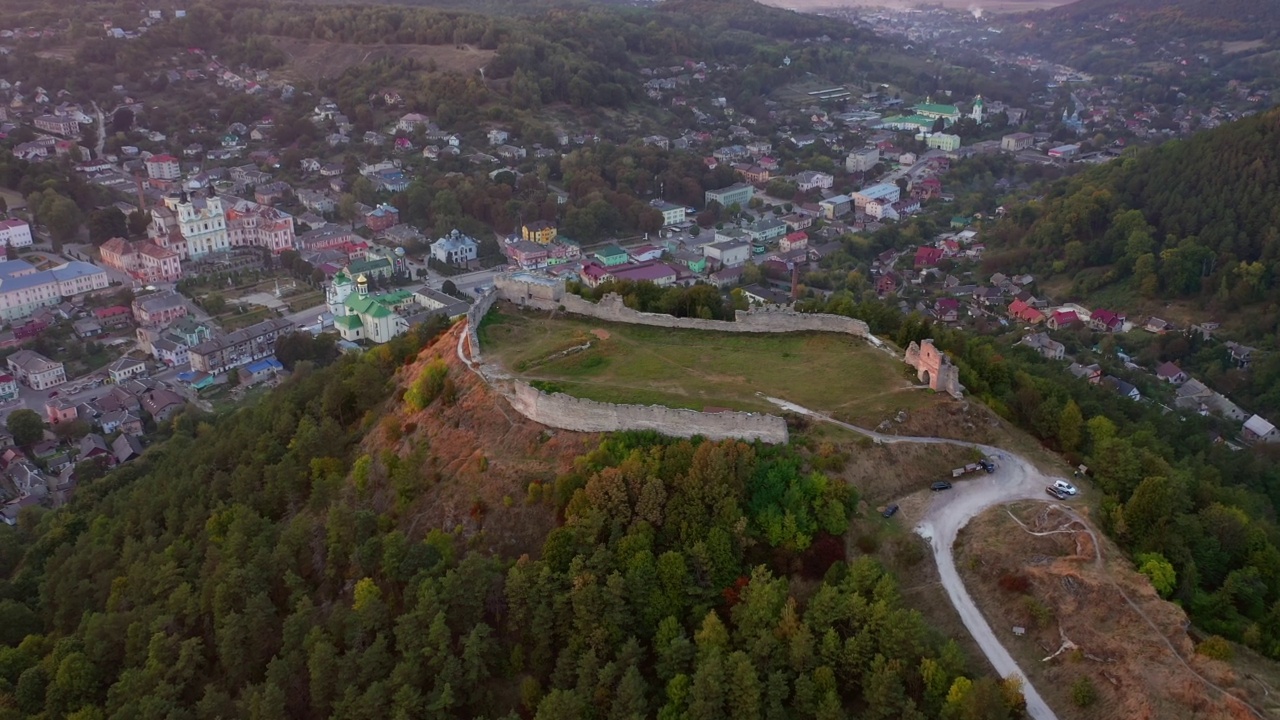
[594,245,629,267]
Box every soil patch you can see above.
[272,37,495,83]
[955,503,1280,720]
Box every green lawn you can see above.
[479,305,941,426]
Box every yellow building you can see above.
[522,220,557,245]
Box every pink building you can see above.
[100,238,183,283]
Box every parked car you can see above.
[1053,480,1078,496]
[1045,485,1068,500]
[978,458,995,473]
[930,481,953,491]
[882,504,899,518]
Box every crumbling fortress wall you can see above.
[505,380,789,444]
[494,272,870,338]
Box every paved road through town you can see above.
[765,396,1062,720]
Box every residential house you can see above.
[934,298,960,322]
[78,434,115,467]
[594,246,630,267]
[1067,363,1103,384]
[780,232,808,253]
[1144,317,1171,334]
[914,246,943,269]
[1007,299,1045,324]
[0,374,17,402]
[7,350,65,390]
[93,306,132,329]
[112,433,145,464]
[364,204,400,233]
[1020,333,1064,360]
[876,272,900,297]
[1155,362,1188,385]
[522,221,558,245]
[1048,310,1080,330]
[250,182,289,207]
[45,397,77,424]
[1243,415,1279,444]
[1225,341,1255,369]
[99,409,142,435]
[741,284,793,307]
[132,290,188,327]
[1089,309,1125,333]
[108,356,148,384]
[703,240,751,268]
[397,113,430,133]
[1102,376,1141,401]
[297,189,335,214]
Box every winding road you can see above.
[766,397,1063,720]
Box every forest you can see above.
[0,316,1028,718]
[796,291,1280,661]
[984,109,1280,351]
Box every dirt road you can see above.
[766,397,1062,720]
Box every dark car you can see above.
[1045,485,1067,500]
[47,390,58,398]
[978,459,995,473]
[882,504,900,518]
[931,481,953,491]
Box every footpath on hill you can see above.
[767,396,1063,720]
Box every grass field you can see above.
[480,304,942,426]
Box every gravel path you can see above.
[766,397,1063,720]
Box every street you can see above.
[0,361,198,429]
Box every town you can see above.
[0,2,1275,525]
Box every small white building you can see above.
[0,219,32,248]
[7,349,65,390]
[703,240,751,268]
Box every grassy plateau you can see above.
[479,303,941,426]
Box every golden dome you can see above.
[356,273,368,284]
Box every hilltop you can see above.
[1041,0,1280,37]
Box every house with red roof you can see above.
[780,232,808,253]
[1088,309,1126,332]
[1048,309,1080,330]
[934,297,960,322]
[876,271,900,297]
[1008,299,1045,324]
[914,246,944,269]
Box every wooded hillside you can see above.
[990,109,1280,323]
[0,324,1023,719]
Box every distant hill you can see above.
[1038,0,1280,37]
[990,108,1280,314]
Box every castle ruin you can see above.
[905,339,964,398]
